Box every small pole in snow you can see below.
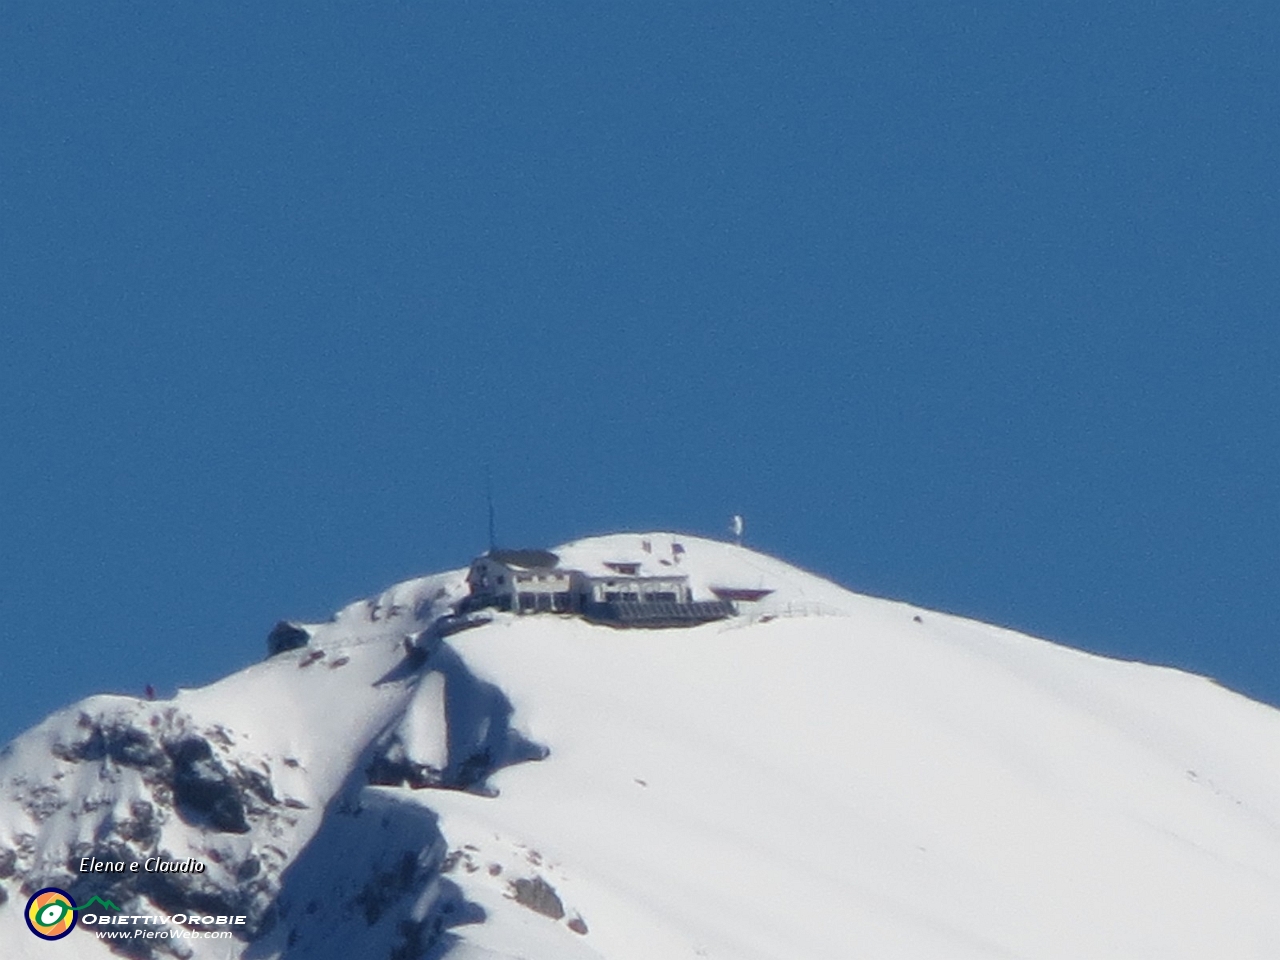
[730,514,744,546]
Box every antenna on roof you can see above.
[730,514,744,546]
[485,464,497,552]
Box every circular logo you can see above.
[25,888,78,941]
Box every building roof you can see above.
[486,548,561,570]
[710,586,775,603]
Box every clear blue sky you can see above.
[3,5,1279,745]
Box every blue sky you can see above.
[3,5,1279,745]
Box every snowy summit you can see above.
[3,532,1280,959]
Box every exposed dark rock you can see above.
[46,715,275,844]
[114,800,161,846]
[453,749,496,792]
[235,856,260,881]
[233,764,277,808]
[298,649,325,668]
[14,833,37,860]
[266,621,310,656]
[54,715,167,770]
[0,883,8,906]
[23,783,67,822]
[0,847,15,878]
[150,782,174,808]
[568,914,589,935]
[366,750,445,791]
[165,738,249,833]
[205,725,234,749]
[509,876,564,920]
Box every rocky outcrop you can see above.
[52,716,168,768]
[255,789,484,960]
[510,876,564,920]
[8,707,295,949]
[47,712,274,836]
[266,621,311,657]
[366,643,548,796]
[166,737,253,834]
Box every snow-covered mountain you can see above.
[4,532,1280,959]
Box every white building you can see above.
[465,549,576,613]
[463,548,727,627]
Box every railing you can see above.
[719,599,849,631]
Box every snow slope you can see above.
[3,533,1280,959]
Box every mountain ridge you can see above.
[3,532,1280,959]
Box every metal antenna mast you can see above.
[486,465,497,552]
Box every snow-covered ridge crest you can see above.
[4,532,1280,959]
